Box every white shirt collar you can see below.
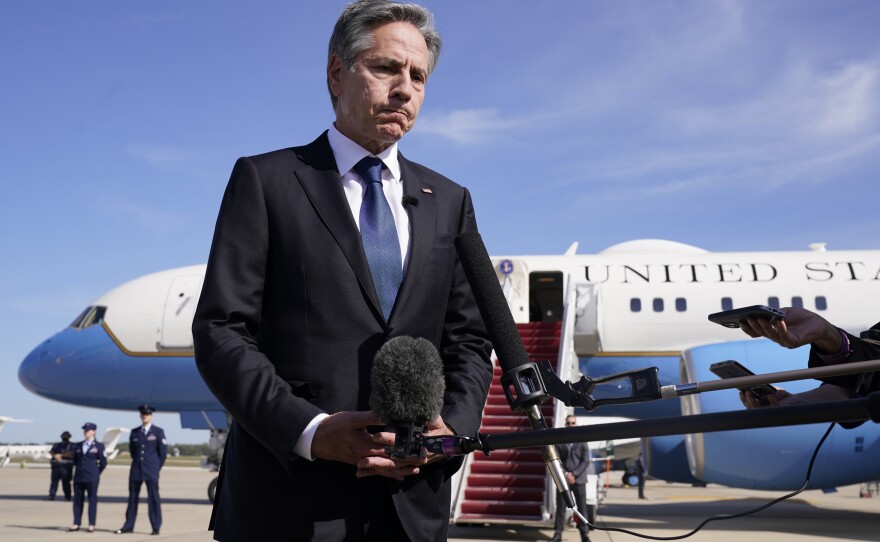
[327,124,401,182]
[142,423,152,433]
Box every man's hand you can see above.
[311,411,389,466]
[740,307,840,353]
[355,414,454,480]
[565,472,576,485]
[739,388,792,409]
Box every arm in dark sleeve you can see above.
[569,443,590,478]
[192,157,323,475]
[808,322,880,392]
[157,428,167,469]
[98,445,107,473]
[438,187,494,437]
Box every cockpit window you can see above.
[69,306,107,330]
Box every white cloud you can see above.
[415,108,569,146]
[125,145,200,168]
[415,108,520,145]
[554,58,880,196]
[101,197,190,236]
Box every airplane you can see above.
[18,238,880,522]
[0,416,128,467]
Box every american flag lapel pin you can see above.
[421,188,433,194]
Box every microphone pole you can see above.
[454,231,576,509]
[424,392,880,455]
[664,358,880,398]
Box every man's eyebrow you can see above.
[367,56,427,75]
[366,55,402,66]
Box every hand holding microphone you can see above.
[358,336,453,478]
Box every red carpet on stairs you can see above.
[456,321,562,522]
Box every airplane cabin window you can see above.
[791,296,803,308]
[816,296,828,310]
[721,297,733,311]
[653,298,664,312]
[675,298,687,312]
[630,298,641,312]
[768,297,780,309]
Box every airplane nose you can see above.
[18,338,57,394]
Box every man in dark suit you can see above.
[46,430,74,501]
[115,404,167,535]
[70,422,107,533]
[550,416,594,542]
[192,1,493,540]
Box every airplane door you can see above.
[160,275,202,350]
[529,271,563,322]
[574,282,601,353]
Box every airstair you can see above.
[453,321,564,524]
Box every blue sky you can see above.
[2,1,879,444]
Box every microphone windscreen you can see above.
[370,336,445,424]
[454,231,532,372]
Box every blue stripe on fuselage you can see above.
[19,324,221,412]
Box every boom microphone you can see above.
[454,231,576,509]
[370,336,446,458]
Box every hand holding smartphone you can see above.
[709,360,778,397]
[707,305,785,329]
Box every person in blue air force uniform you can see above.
[70,422,106,533]
[115,404,167,536]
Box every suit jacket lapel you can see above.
[393,153,437,324]
[294,133,383,318]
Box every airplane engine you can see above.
[680,340,880,490]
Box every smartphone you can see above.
[709,360,778,397]
[707,305,785,329]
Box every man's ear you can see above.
[328,54,344,97]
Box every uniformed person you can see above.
[115,404,167,536]
[70,422,107,533]
[46,430,74,501]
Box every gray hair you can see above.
[327,0,442,110]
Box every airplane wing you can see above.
[0,417,33,434]
[579,415,643,461]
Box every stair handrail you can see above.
[542,274,580,519]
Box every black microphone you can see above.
[454,231,576,508]
[402,195,418,207]
[370,336,446,458]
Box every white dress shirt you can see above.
[293,125,413,461]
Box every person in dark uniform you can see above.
[46,430,74,501]
[635,452,647,500]
[70,422,107,533]
[115,404,167,536]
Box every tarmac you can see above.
[1,464,877,541]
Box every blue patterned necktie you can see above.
[354,156,402,320]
